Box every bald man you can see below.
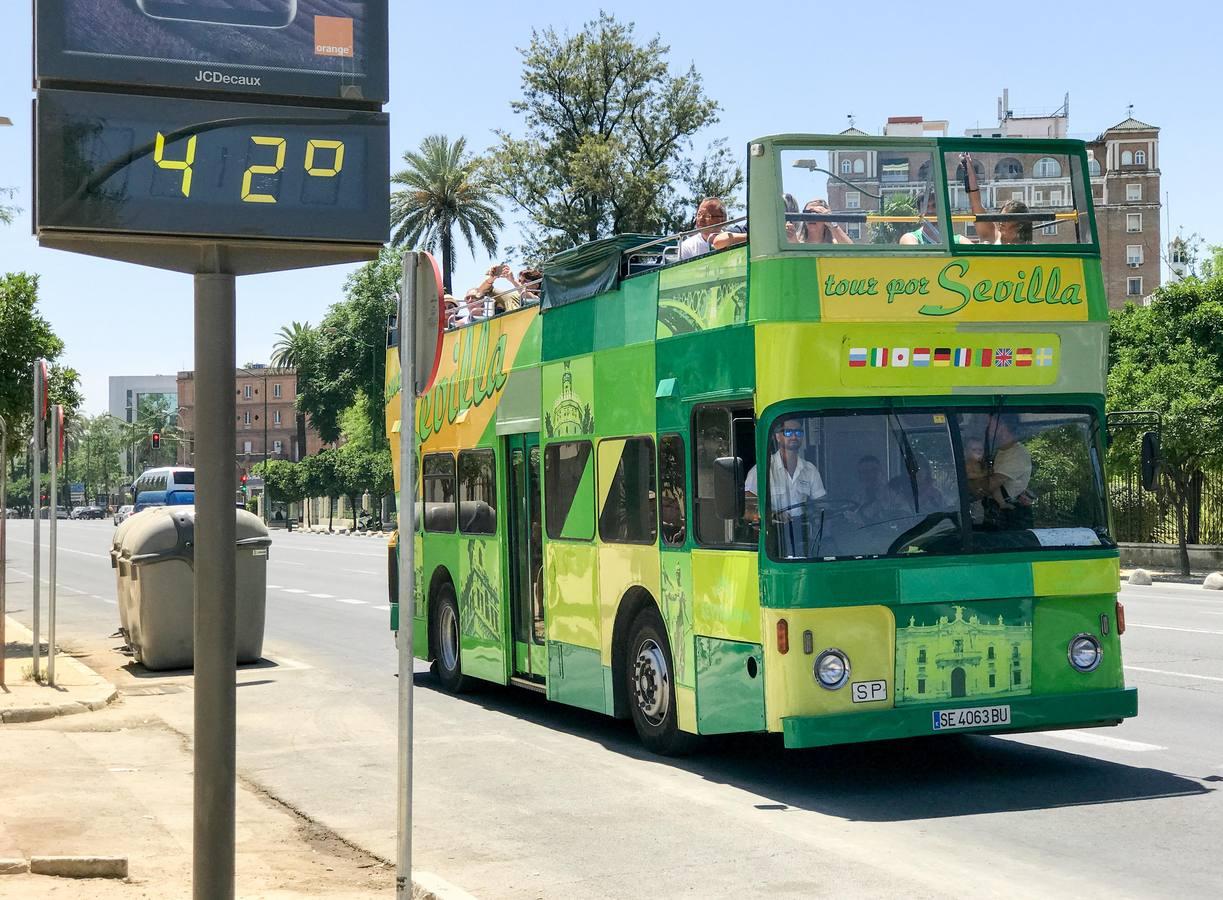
[679,198,747,260]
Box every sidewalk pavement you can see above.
[0,617,402,898]
[1,620,118,724]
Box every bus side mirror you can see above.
[712,456,745,520]
[1140,431,1160,491]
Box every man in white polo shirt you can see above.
[745,417,826,517]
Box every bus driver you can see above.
[745,418,826,522]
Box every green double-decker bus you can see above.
[388,133,1137,754]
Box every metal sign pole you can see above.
[48,406,60,687]
[1,416,7,689]
[396,258,418,900]
[193,269,237,900]
[31,361,45,680]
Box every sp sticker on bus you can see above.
[851,680,888,703]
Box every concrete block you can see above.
[29,856,128,879]
[1203,572,1223,590]
[1127,568,1153,586]
[0,859,29,875]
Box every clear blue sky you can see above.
[2,1,1218,412]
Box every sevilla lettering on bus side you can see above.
[415,320,509,443]
[923,261,1083,316]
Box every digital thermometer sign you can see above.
[36,89,389,245]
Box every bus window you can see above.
[658,434,687,547]
[597,437,657,545]
[457,449,497,535]
[693,405,756,548]
[942,150,1094,246]
[545,441,594,541]
[423,453,456,533]
[780,147,943,248]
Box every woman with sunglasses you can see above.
[797,199,854,245]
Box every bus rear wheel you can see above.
[432,584,468,693]
[626,606,697,756]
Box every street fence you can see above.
[1109,468,1223,545]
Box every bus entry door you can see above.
[506,433,545,680]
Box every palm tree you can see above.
[272,321,314,462]
[390,134,503,294]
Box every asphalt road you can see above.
[4,520,1221,898]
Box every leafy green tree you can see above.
[0,187,17,227]
[0,273,77,459]
[64,415,125,505]
[493,12,741,259]
[254,458,304,507]
[1108,274,1223,574]
[295,248,400,447]
[272,321,315,460]
[390,134,503,294]
[871,195,917,244]
[301,448,343,532]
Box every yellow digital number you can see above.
[305,139,346,177]
[241,136,287,204]
[154,132,197,198]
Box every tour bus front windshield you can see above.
[759,407,1111,561]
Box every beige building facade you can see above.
[176,366,329,482]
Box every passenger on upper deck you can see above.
[958,152,1033,245]
[679,198,748,260]
[899,189,947,245]
[797,199,854,244]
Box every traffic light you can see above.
[240,473,248,495]
[151,431,161,449]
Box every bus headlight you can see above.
[814,649,850,689]
[1068,634,1102,672]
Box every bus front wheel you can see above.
[432,584,468,693]
[626,606,697,756]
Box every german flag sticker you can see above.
[315,16,355,58]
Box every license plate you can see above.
[932,705,1011,731]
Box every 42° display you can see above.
[36,89,389,245]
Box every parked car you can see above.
[75,505,106,520]
[114,504,134,526]
[4,508,19,519]
[39,506,70,519]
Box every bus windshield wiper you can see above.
[887,407,920,513]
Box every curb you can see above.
[413,870,479,900]
[29,856,128,879]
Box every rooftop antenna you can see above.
[847,113,856,130]
[1126,102,1134,119]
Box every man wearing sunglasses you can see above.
[744,417,826,523]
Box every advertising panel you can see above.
[36,0,388,104]
[36,88,389,245]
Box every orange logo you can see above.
[314,16,354,58]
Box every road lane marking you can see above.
[1126,665,1223,683]
[342,568,379,575]
[281,588,308,594]
[6,538,109,559]
[267,584,283,589]
[373,605,390,612]
[309,593,335,599]
[1128,623,1223,636]
[1034,730,1166,752]
[335,598,366,605]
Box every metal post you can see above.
[396,262,418,899]
[1,415,8,689]
[31,361,44,680]
[48,406,59,687]
[193,270,237,900]
[262,369,268,523]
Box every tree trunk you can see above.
[327,496,334,533]
[441,227,454,296]
[1174,489,1191,577]
[350,496,359,530]
[295,411,307,461]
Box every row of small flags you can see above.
[848,347,1055,368]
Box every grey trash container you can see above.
[112,508,160,646]
[121,506,271,671]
